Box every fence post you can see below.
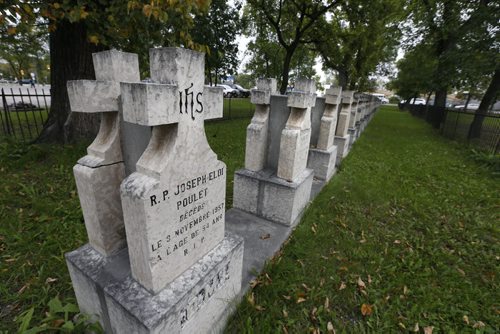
[1,88,14,136]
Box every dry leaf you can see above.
[282,326,289,334]
[320,278,325,287]
[296,297,306,304]
[403,285,408,295]
[457,268,465,276]
[394,240,401,244]
[423,326,434,334]
[413,323,419,332]
[327,322,336,334]
[282,309,288,318]
[321,255,329,260]
[302,283,311,291]
[398,322,406,329]
[247,292,255,306]
[255,305,265,311]
[339,282,346,290]
[472,321,485,329]
[283,295,291,300]
[18,284,29,294]
[260,233,271,240]
[311,226,317,234]
[45,277,57,284]
[297,259,305,267]
[463,315,469,325]
[339,266,348,271]
[360,290,368,296]
[52,319,65,328]
[250,279,261,289]
[324,297,330,310]
[368,275,372,284]
[357,277,366,290]
[265,273,272,282]
[360,303,373,316]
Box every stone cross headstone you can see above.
[307,86,342,181]
[334,90,355,163]
[67,50,140,256]
[277,79,316,181]
[244,78,277,171]
[119,47,228,294]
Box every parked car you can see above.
[8,102,38,110]
[218,84,238,98]
[454,103,479,110]
[232,84,250,98]
[407,98,426,105]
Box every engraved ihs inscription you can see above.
[179,82,203,120]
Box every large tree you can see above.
[406,0,497,108]
[191,0,242,86]
[0,1,209,142]
[245,0,341,94]
[312,0,402,91]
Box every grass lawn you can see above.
[225,106,499,333]
[0,106,498,332]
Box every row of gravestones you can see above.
[64,48,380,334]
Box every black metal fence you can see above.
[403,103,500,154]
[1,87,50,142]
[0,86,254,142]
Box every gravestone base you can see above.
[66,234,244,334]
[334,135,350,166]
[307,145,337,181]
[233,168,313,226]
[348,128,357,148]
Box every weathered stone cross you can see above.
[67,50,140,256]
[119,47,226,294]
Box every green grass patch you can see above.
[225,106,499,333]
[0,109,48,142]
[222,98,255,119]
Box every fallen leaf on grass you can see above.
[394,240,401,244]
[260,233,271,240]
[255,305,265,311]
[367,275,372,284]
[360,303,372,316]
[311,226,317,234]
[282,326,289,334]
[265,273,272,283]
[463,315,469,325]
[52,319,65,328]
[423,326,433,334]
[403,285,408,295]
[324,297,330,310]
[413,323,419,332]
[320,278,325,287]
[18,284,29,294]
[398,322,406,329]
[327,322,336,334]
[296,297,307,304]
[456,268,465,276]
[472,321,485,328]
[321,255,329,260]
[250,279,261,289]
[357,277,366,290]
[282,309,288,318]
[339,282,346,290]
[283,295,291,300]
[247,293,255,306]
[45,277,57,284]
[302,283,311,291]
[297,259,305,267]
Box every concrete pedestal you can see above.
[233,168,313,226]
[334,135,350,166]
[307,145,337,181]
[66,234,244,334]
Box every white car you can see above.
[454,103,479,110]
[408,98,426,105]
[217,84,238,98]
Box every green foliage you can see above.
[313,0,403,91]
[15,296,102,333]
[226,106,499,332]
[192,0,242,85]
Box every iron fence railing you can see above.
[1,87,51,142]
[402,103,500,154]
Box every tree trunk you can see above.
[279,49,294,95]
[468,68,500,139]
[425,91,432,105]
[464,92,471,111]
[337,69,348,90]
[36,20,104,143]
